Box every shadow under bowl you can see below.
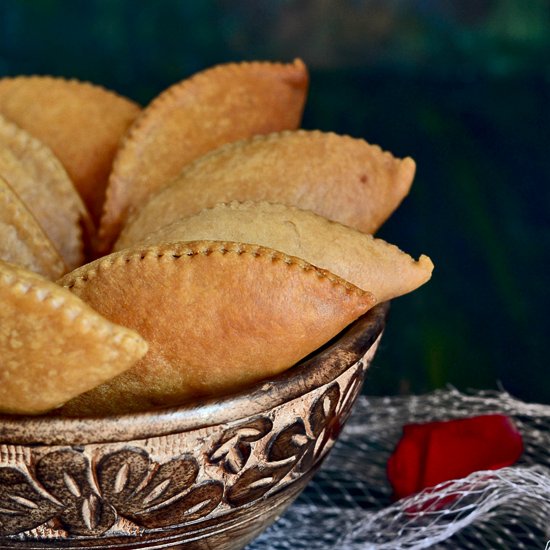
[0,303,388,549]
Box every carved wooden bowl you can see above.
[0,303,388,549]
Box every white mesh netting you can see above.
[249,388,550,549]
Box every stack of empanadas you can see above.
[0,59,433,416]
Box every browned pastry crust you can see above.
[118,130,415,247]
[98,59,308,252]
[119,200,433,302]
[58,240,375,415]
[0,115,91,269]
[0,260,148,414]
[0,175,66,279]
[0,76,140,222]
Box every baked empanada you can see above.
[98,59,308,251]
[59,240,375,415]
[0,260,148,415]
[120,201,433,302]
[0,176,65,279]
[0,76,140,222]
[118,130,415,247]
[0,115,91,269]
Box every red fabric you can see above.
[387,414,524,500]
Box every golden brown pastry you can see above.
[58,241,375,415]
[0,76,140,222]
[120,201,433,302]
[0,175,65,279]
[98,59,309,252]
[118,130,415,247]
[0,260,148,415]
[0,115,91,269]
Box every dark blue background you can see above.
[1,0,548,403]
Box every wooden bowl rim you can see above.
[0,303,388,445]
